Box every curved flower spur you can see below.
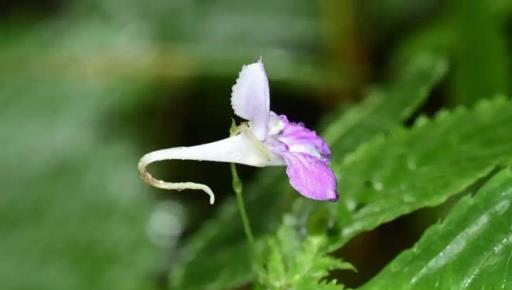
[138,59,338,204]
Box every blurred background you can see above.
[1,0,511,289]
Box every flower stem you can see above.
[230,163,255,245]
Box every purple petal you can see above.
[283,152,338,201]
[276,114,331,161]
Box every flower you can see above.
[138,59,338,204]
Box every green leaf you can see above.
[332,96,512,250]
[359,168,512,289]
[391,0,510,106]
[169,54,447,290]
[451,0,510,105]
[324,54,448,163]
[257,215,353,290]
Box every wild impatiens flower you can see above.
[138,59,338,204]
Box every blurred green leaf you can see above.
[452,0,510,105]
[324,54,448,163]
[392,0,510,106]
[332,96,512,250]
[169,54,447,290]
[0,82,158,290]
[392,17,456,69]
[0,25,160,289]
[359,168,512,289]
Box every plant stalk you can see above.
[231,163,255,245]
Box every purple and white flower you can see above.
[138,59,338,204]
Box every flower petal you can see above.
[140,133,284,168]
[283,152,338,201]
[276,114,331,161]
[231,60,270,140]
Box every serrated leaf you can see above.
[257,215,352,290]
[359,168,512,289]
[332,96,512,250]
[169,54,447,290]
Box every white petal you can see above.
[138,133,284,204]
[231,60,270,140]
[139,133,284,168]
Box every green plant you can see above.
[168,53,512,289]
[3,1,512,289]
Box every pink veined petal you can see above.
[276,114,331,161]
[231,60,270,140]
[283,152,338,201]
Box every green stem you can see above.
[230,163,255,245]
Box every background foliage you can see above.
[1,0,512,289]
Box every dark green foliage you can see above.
[169,55,448,290]
[332,96,512,250]
[2,1,512,289]
[360,169,512,289]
